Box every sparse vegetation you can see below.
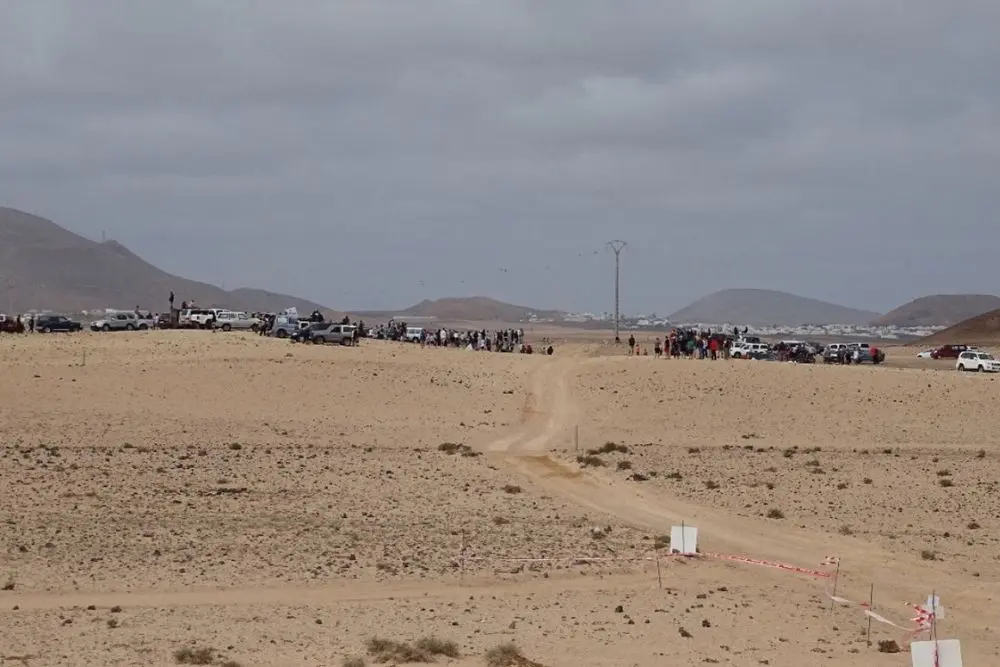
[342,658,366,667]
[939,478,954,488]
[703,480,719,490]
[438,442,479,457]
[616,460,632,470]
[173,646,215,665]
[766,508,785,519]
[839,525,854,536]
[485,642,539,667]
[502,484,522,494]
[862,477,873,484]
[920,549,938,561]
[664,471,682,480]
[588,441,629,455]
[415,637,460,658]
[967,521,980,530]
[576,454,605,468]
[365,636,459,664]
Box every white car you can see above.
[731,342,770,359]
[213,311,259,331]
[916,349,935,359]
[404,326,424,342]
[956,350,1000,373]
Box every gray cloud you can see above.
[2,0,999,313]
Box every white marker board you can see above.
[669,525,698,555]
[911,639,962,667]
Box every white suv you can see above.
[731,342,770,359]
[213,311,258,331]
[956,350,1000,373]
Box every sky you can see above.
[2,1,999,315]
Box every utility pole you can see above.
[5,277,14,315]
[607,240,626,343]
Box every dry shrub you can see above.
[414,637,460,658]
[342,658,366,667]
[877,639,901,653]
[576,454,605,468]
[589,442,628,455]
[766,508,785,519]
[365,636,458,663]
[173,646,215,665]
[484,642,544,667]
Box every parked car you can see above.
[931,344,969,360]
[404,326,424,342]
[311,323,357,345]
[35,314,83,333]
[956,350,1000,373]
[289,321,330,343]
[213,311,258,331]
[824,346,885,364]
[731,342,770,359]
[916,349,936,358]
[91,311,145,332]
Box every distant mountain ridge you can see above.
[919,308,1000,346]
[874,294,1000,327]
[668,288,881,326]
[0,207,333,314]
[358,296,565,323]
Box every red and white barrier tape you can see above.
[705,552,835,579]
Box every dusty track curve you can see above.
[483,354,995,634]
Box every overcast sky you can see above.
[2,1,998,314]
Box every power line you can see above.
[606,240,626,343]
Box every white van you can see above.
[404,326,424,342]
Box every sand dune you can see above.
[1,332,996,666]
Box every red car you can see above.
[931,344,969,360]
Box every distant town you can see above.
[525,310,941,341]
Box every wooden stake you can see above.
[829,559,841,612]
[866,583,874,645]
[460,530,465,582]
[574,425,579,452]
[655,555,662,589]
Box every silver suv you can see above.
[91,311,146,332]
[311,323,357,345]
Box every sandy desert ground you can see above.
[1,330,997,666]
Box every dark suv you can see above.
[931,344,968,360]
[36,314,83,333]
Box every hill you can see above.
[0,207,332,314]
[668,288,881,326]
[359,296,565,323]
[873,294,1000,327]
[918,308,1000,346]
